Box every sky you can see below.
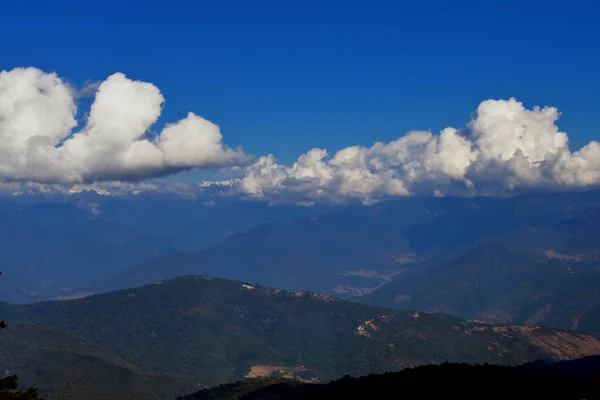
[1,0,600,202]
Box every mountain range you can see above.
[3,191,600,302]
[0,202,175,303]
[88,191,600,302]
[3,275,600,398]
[361,215,600,335]
[92,213,413,295]
[3,191,600,398]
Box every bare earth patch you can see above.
[245,365,319,383]
[334,269,407,298]
[524,331,600,360]
[393,254,417,265]
[478,310,514,324]
[544,249,582,262]
[332,286,371,296]
[246,365,288,378]
[52,292,97,301]
[493,325,600,360]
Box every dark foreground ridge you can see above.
[180,361,600,400]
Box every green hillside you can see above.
[363,243,600,335]
[4,275,600,390]
[0,323,195,400]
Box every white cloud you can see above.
[0,67,251,184]
[2,69,599,204]
[240,98,600,203]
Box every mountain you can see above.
[4,191,600,304]
[168,202,331,252]
[0,323,195,400]
[94,213,414,296]
[69,192,331,251]
[0,202,175,303]
[362,241,600,335]
[3,275,600,390]
[68,191,217,238]
[559,205,600,256]
[179,361,600,400]
[92,191,600,298]
[356,191,600,254]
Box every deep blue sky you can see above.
[2,0,599,180]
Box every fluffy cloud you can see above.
[0,67,251,183]
[2,69,599,204]
[240,98,600,203]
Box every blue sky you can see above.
[2,0,599,182]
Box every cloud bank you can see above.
[0,67,251,184]
[240,98,600,203]
[1,66,599,203]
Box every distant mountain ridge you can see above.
[362,240,600,335]
[89,192,600,300]
[93,213,413,295]
[0,202,175,303]
[4,191,600,311]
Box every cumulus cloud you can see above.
[0,67,251,184]
[240,98,600,203]
[2,68,599,204]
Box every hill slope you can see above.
[362,242,600,335]
[0,323,195,400]
[4,276,600,389]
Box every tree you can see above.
[0,272,42,400]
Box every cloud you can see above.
[2,68,598,204]
[74,79,102,99]
[240,98,600,203]
[0,178,241,199]
[0,67,251,184]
